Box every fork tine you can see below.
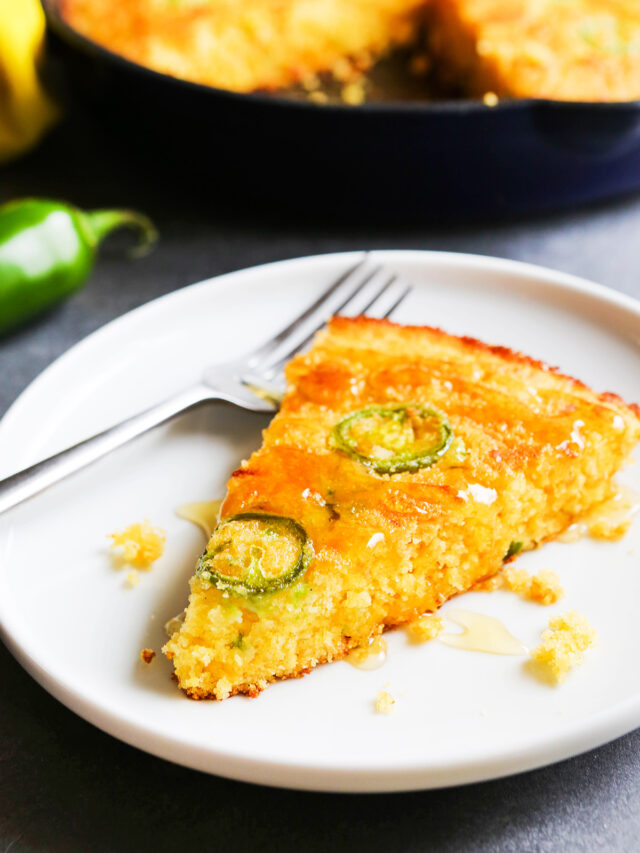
[380,283,413,318]
[251,273,411,382]
[346,273,398,317]
[249,260,383,372]
[246,254,369,367]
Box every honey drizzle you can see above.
[175,500,223,538]
[347,636,388,670]
[439,609,527,656]
[558,485,640,543]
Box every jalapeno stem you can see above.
[84,209,158,258]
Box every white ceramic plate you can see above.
[1,251,639,793]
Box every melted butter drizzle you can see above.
[347,636,388,670]
[558,485,640,543]
[176,500,223,538]
[439,609,527,656]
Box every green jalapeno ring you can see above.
[331,403,453,475]
[196,512,313,596]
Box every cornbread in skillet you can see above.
[59,0,427,92]
[427,0,640,101]
[163,316,640,700]
[62,0,640,102]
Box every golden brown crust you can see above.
[328,316,640,418]
[165,314,640,700]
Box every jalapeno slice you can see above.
[196,513,313,595]
[331,404,453,475]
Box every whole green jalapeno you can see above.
[0,198,157,335]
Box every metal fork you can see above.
[0,256,410,515]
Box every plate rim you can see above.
[2,248,640,793]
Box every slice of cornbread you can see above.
[60,0,427,92]
[427,0,640,101]
[163,316,640,699]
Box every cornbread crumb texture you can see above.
[531,610,597,683]
[140,648,156,664]
[109,520,166,568]
[375,690,396,714]
[408,613,445,641]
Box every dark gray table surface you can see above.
[2,114,640,853]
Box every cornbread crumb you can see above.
[309,90,328,105]
[109,520,166,568]
[140,648,156,664]
[301,72,320,92]
[332,56,355,83]
[375,690,396,714]
[408,614,444,642]
[341,82,366,105]
[126,570,141,588]
[504,566,564,605]
[528,570,564,606]
[530,611,597,683]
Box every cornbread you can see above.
[427,0,640,101]
[60,0,427,93]
[61,0,640,101]
[530,610,597,682]
[163,316,640,700]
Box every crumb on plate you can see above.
[408,613,444,642]
[530,610,597,684]
[375,690,396,715]
[140,648,156,664]
[504,566,564,605]
[109,519,166,568]
[126,569,141,588]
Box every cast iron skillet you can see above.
[43,0,640,219]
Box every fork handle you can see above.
[0,384,211,516]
